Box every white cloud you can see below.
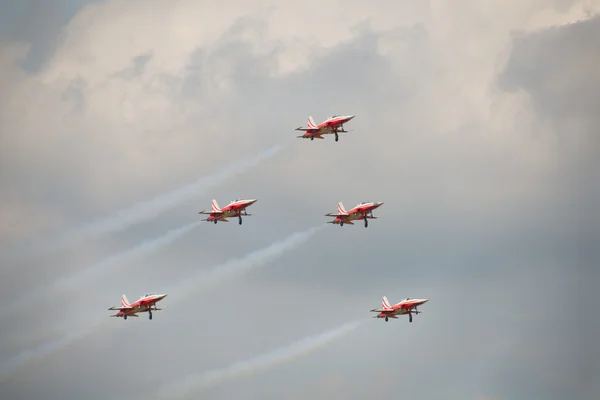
[1,1,599,398]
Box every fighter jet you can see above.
[198,198,257,225]
[108,293,167,320]
[295,115,355,142]
[326,201,384,227]
[370,296,428,323]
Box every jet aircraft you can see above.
[198,198,257,225]
[326,201,384,227]
[295,115,355,142]
[370,296,428,323]
[108,293,167,320]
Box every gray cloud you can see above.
[497,14,600,400]
[0,1,598,400]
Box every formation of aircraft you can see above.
[295,115,355,142]
[110,113,430,326]
[108,293,167,320]
[326,201,384,227]
[198,198,257,225]
[370,296,429,323]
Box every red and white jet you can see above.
[198,198,257,225]
[370,296,429,323]
[108,293,167,320]
[326,201,384,227]
[295,115,355,142]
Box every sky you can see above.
[0,0,598,399]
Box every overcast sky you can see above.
[0,1,598,399]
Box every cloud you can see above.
[1,1,599,400]
[494,14,600,400]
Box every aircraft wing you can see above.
[325,213,346,217]
[108,306,134,311]
[295,127,312,131]
[198,211,224,215]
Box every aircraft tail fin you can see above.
[211,199,221,212]
[121,294,130,308]
[382,296,392,310]
[307,116,317,129]
[337,202,347,215]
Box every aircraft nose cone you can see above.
[159,294,168,299]
[347,115,355,120]
[422,298,428,303]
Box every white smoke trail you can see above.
[156,320,362,399]
[0,321,101,379]
[0,226,323,374]
[167,225,325,302]
[3,221,201,317]
[40,145,283,254]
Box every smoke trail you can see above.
[40,145,283,253]
[156,320,362,399]
[167,225,325,302]
[0,226,321,374]
[0,321,101,379]
[3,221,201,317]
